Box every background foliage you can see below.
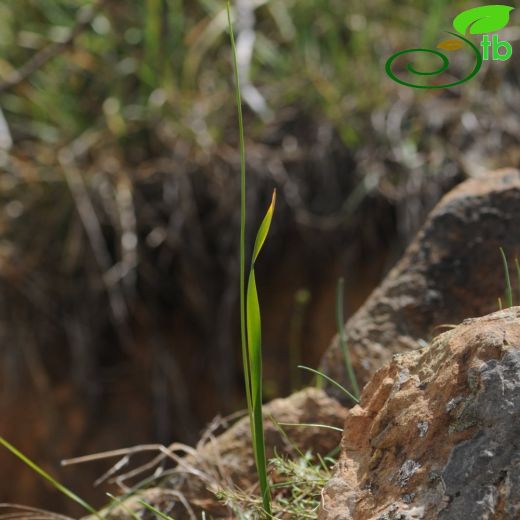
[0,0,518,511]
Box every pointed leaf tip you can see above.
[251,189,276,263]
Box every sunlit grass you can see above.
[0,435,99,517]
[226,0,275,515]
[0,436,182,519]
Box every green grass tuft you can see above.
[217,450,334,519]
[499,247,520,309]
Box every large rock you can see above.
[321,168,520,395]
[319,307,520,520]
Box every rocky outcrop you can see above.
[321,168,520,395]
[92,387,347,519]
[319,307,520,520]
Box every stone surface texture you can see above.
[321,168,520,395]
[319,307,520,520]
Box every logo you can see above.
[386,5,515,89]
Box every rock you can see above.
[91,387,347,519]
[320,168,520,395]
[319,307,520,520]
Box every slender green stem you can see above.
[298,365,359,404]
[0,436,100,517]
[138,500,175,520]
[336,277,360,398]
[289,289,310,391]
[515,258,520,305]
[500,247,513,308]
[226,0,252,420]
[227,2,272,516]
[269,413,305,459]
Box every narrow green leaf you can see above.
[226,0,254,450]
[336,278,360,399]
[252,397,271,514]
[138,500,175,520]
[500,247,513,308]
[106,493,142,520]
[268,413,305,459]
[515,258,520,306]
[453,5,514,35]
[0,436,99,517]
[247,269,262,411]
[298,365,359,404]
[245,193,277,515]
[252,190,276,263]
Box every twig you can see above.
[61,442,211,488]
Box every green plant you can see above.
[289,288,311,391]
[499,247,520,309]
[298,365,359,405]
[307,279,361,401]
[336,277,360,399]
[269,450,334,518]
[516,258,520,305]
[499,247,513,308]
[226,1,275,515]
[138,499,175,520]
[244,190,276,516]
[0,436,184,519]
[0,435,99,517]
[217,448,335,519]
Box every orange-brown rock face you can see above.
[320,308,520,520]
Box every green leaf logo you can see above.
[453,5,514,35]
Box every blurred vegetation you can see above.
[0,0,519,510]
[0,0,479,150]
[1,0,519,428]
